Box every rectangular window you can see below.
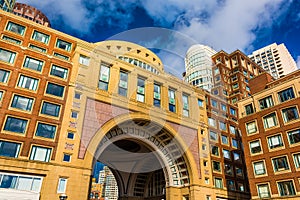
[0,91,3,101]
[233,152,241,161]
[278,87,295,102]
[212,161,221,172]
[214,177,223,188]
[136,77,145,102]
[153,83,161,107]
[182,94,189,117]
[263,112,277,129]
[293,153,300,168]
[0,140,21,158]
[74,93,81,99]
[30,146,51,162]
[230,107,236,116]
[198,99,203,107]
[6,22,25,35]
[2,35,21,44]
[208,118,216,127]
[235,167,243,177]
[245,104,254,115]
[232,139,238,148]
[277,180,295,196]
[67,132,74,139]
[209,131,218,141]
[98,64,110,90]
[56,39,71,51]
[168,89,176,112]
[219,121,226,131]
[227,180,235,191]
[211,146,219,156]
[221,135,228,145]
[50,65,68,79]
[257,184,271,198]
[232,83,239,89]
[11,94,34,111]
[4,116,28,134]
[253,161,266,175]
[23,56,43,72]
[41,102,61,117]
[272,156,289,172]
[282,106,299,123]
[53,52,69,60]
[0,173,42,192]
[35,122,56,139]
[71,111,78,119]
[223,149,231,159]
[211,99,218,108]
[250,140,262,154]
[46,82,65,97]
[259,95,274,110]
[267,134,283,149]
[0,48,16,64]
[29,44,46,53]
[17,75,38,91]
[229,125,236,135]
[221,104,226,112]
[63,154,71,162]
[118,71,128,97]
[224,163,233,175]
[246,121,257,134]
[32,30,49,44]
[0,69,10,83]
[288,129,300,145]
[79,54,90,66]
[57,178,67,193]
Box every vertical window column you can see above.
[168,89,176,112]
[153,83,161,107]
[136,77,145,102]
[182,94,189,117]
[118,71,128,96]
[98,64,110,91]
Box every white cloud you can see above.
[297,56,300,69]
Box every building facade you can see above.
[238,70,300,199]
[184,44,216,91]
[248,43,297,79]
[0,0,15,12]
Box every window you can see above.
[219,121,226,131]
[229,125,236,135]
[0,91,3,101]
[41,102,61,117]
[263,112,277,129]
[63,154,71,162]
[221,135,228,145]
[56,39,71,51]
[211,146,219,156]
[98,64,110,90]
[212,161,221,172]
[237,183,245,192]
[245,104,254,115]
[4,116,28,134]
[46,83,65,97]
[272,156,289,172]
[79,54,90,65]
[223,149,231,159]
[0,140,20,158]
[253,161,266,175]
[57,178,67,193]
[232,139,238,148]
[17,75,38,91]
[198,99,203,107]
[209,131,218,141]
[278,87,295,102]
[257,184,271,198]
[67,132,75,139]
[23,56,43,72]
[0,172,42,192]
[71,111,78,119]
[233,152,241,161]
[227,180,235,191]
[50,65,68,79]
[232,83,239,89]
[214,67,219,75]
[53,52,69,60]
[267,134,283,149]
[74,92,81,99]
[136,77,145,102]
[153,83,161,107]
[259,95,274,110]
[29,44,46,53]
[288,129,300,145]
[211,99,217,108]
[282,106,299,123]
[2,36,21,44]
[29,146,52,162]
[221,104,226,112]
[11,94,34,111]
[118,71,128,97]
[250,140,262,154]
[214,177,223,188]
[168,89,176,112]
[293,153,300,168]
[230,107,236,116]
[0,69,10,83]
[224,163,233,175]
[6,22,25,35]
[277,180,296,196]
[32,30,49,44]
[35,122,56,139]
[208,118,216,127]
[235,167,243,177]
[246,121,257,134]
[182,94,189,117]
[0,48,16,63]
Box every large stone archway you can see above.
[93,120,192,200]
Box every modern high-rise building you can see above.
[238,70,300,199]
[98,166,118,200]
[248,43,297,79]
[184,44,217,91]
[0,0,15,12]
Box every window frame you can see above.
[0,140,21,158]
[272,155,290,173]
[278,87,295,103]
[10,94,34,112]
[277,180,296,197]
[35,122,57,139]
[22,56,44,72]
[267,133,284,150]
[6,21,26,35]
[29,145,52,162]
[32,30,50,44]
[3,115,28,135]
[263,112,278,129]
[253,160,267,176]
[257,183,271,198]
[249,139,262,154]
[281,106,299,123]
[40,101,61,118]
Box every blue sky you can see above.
[19,0,300,76]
